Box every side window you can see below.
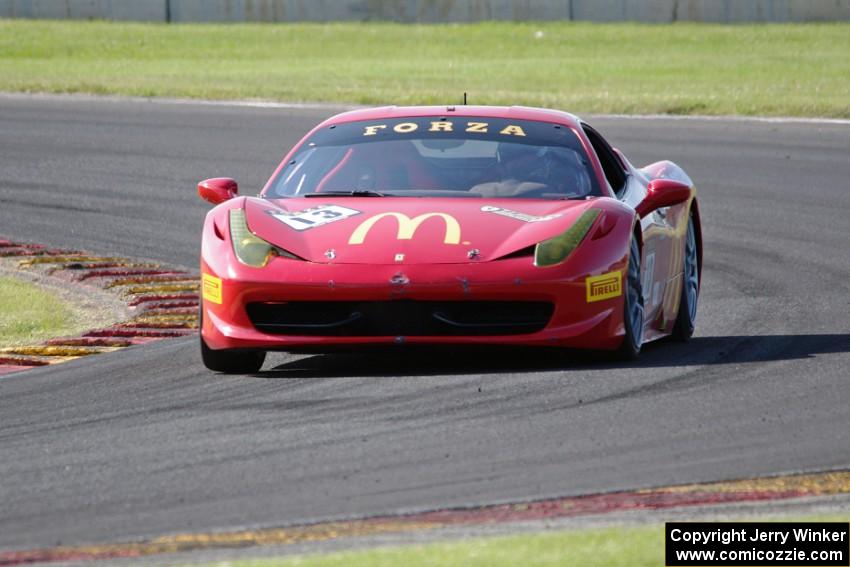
[582,124,628,197]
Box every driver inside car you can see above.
[471,142,590,198]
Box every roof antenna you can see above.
[463,92,467,105]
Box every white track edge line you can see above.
[2,91,850,125]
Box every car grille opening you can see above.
[246,300,553,337]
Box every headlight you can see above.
[229,209,298,267]
[534,209,601,268]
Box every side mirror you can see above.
[635,179,691,218]
[198,178,238,205]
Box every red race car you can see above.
[198,106,701,373]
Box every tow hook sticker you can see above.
[481,205,562,223]
[268,204,360,231]
[586,271,622,303]
[202,273,223,304]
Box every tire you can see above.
[672,214,699,341]
[199,304,266,374]
[616,235,645,360]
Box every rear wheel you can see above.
[199,304,266,374]
[616,236,645,360]
[672,214,699,341]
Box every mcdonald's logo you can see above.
[348,212,461,245]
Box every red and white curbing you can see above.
[0,237,198,376]
[0,469,848,565]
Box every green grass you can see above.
[1,20,849,117]
[0,276,78,348]
[227,525,661,567]
[211,516,849,567]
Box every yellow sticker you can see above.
[349,212,461,245]
[363,125,387,136]
[361,121,526,137]
[393,122,418,133]
[499,124,526,137]
[202,273,222,304]
[429,121,454,132]
[586,271,622,302]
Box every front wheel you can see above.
[672,214,699,341]
[199,305,266,374]
[616,236,645,360]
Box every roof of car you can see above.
[320,105,583,130]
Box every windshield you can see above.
[265,117,600,200]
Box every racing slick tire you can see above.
[672,214,699,341]
[616,235,645,360]
[199,305,266,374]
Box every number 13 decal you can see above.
[268,205,361,231]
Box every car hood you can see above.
[244,196,598,264]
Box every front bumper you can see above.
[200,255,627,352]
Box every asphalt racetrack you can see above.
[1,95,848,550]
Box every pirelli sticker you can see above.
[202,273,223,304]
[586,271,622,303]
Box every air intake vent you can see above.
[247,300,553,337]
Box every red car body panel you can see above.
[244,197,597,264]
[199,106,700,355]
